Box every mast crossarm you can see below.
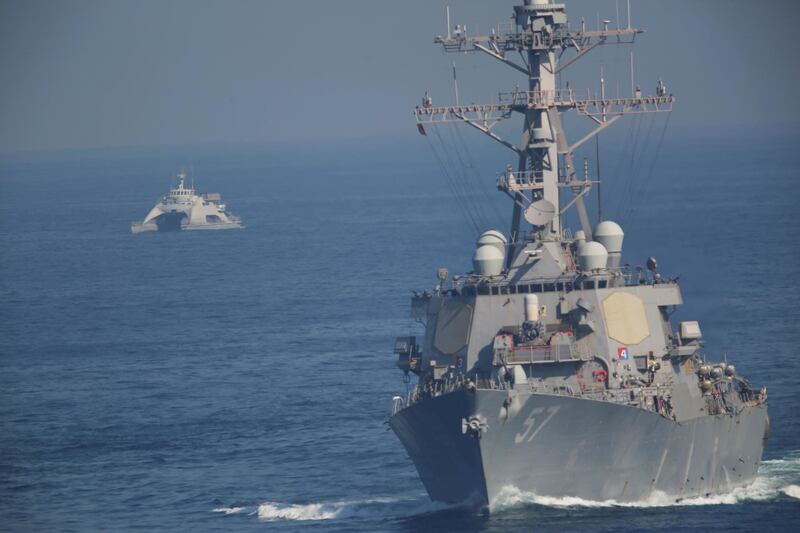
[573,96,675,118]
[496,90,675,113]
[434,27,641,55]
[555,38,604,74]
[454,112,521,154]
[568,115,622,154]
[472,43,529,76]
[415,104,515,128]
[414,94,674,126]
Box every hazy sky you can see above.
[1,0,798,153]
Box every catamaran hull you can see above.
[390,389,767,508]
[130,220,243,233]
[181,222,243,231]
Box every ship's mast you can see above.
[416,0,674,267]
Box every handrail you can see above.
[393,376,679,419]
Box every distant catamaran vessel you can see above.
[131,171,243,233]
[388,0,768,510]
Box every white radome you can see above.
[577,241,608,271]
[594,220,624,254]
[473,244,504,276]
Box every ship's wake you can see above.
[491,453,800,512]
[212,454,800,522]
[212,496,459,523]
[255,498,405,522]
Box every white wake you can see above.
[211,507,246,515]
[491,453,800,512]
[210,495,461,523]
[256,501,355,521]
[212,453,800,521]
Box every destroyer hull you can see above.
[390,390,767,508]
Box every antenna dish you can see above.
[524,199,556,227]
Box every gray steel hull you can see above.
[390,389,767,508]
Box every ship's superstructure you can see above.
[389,0,768,509]
[131,171,243,233]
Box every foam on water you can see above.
[211,507,246,515]
[257,501,352,521]
[490,453,800,513]
[213,455,800,522]
[210,495,463,523]
[783,485,800,500]
[255,496,431,522]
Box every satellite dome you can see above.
[473,245,504,277]
[477,230,507,254]
[594,221,624,254]
[577,241,608,271]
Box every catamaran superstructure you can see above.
[131,171,243,233]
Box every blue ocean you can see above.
[1,133,799,532]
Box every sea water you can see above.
[1,135,799,531]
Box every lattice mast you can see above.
[416,0,674,265]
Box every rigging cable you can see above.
[426,125,482,234]
[618,111,646,219]
[451,122,505,229]
[444,122,490,230]
[441,124,488,231]
[434,125,483,233]
[622,111,658,223]
[627,112,671,224]
[608,111,641,220]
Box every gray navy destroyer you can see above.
[389,0,769,509]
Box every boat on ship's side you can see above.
[131,171,243,233]
[388,0,768,510]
